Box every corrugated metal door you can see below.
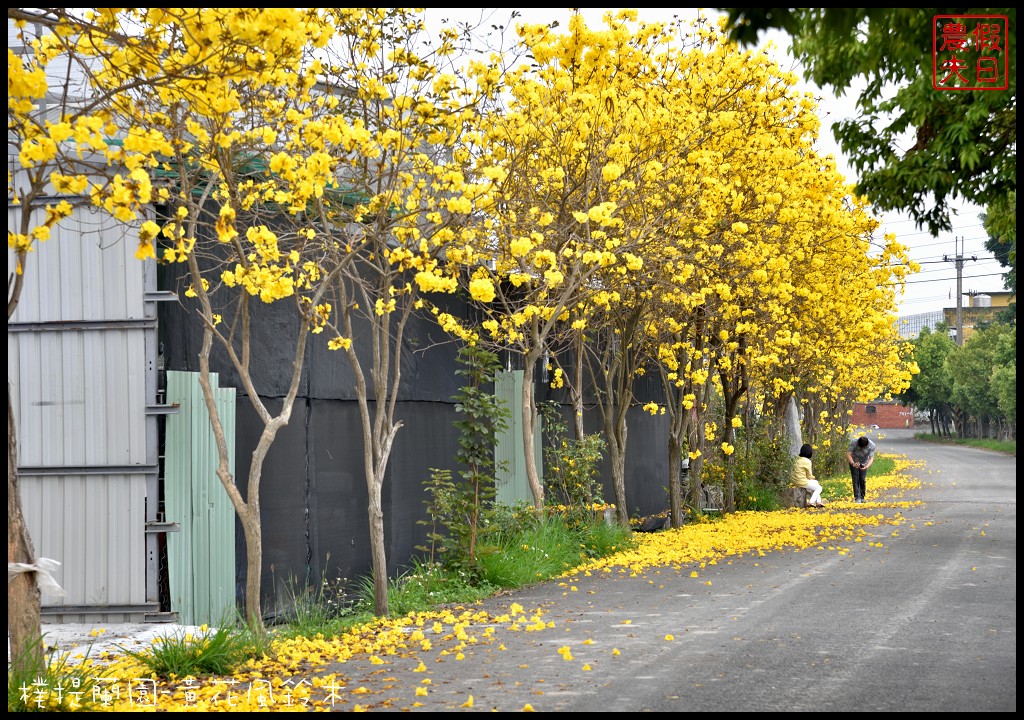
[164,371,237,626]
[494,370,542,506]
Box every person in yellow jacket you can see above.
[792,443,825,508]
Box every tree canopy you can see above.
[718,8,1017,238]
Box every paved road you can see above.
[322,431,1016,712]
[24,432,1016,712]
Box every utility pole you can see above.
[943,237,977,346]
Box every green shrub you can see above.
[489,500,542,536]
[736,480,783,512]
[725,433,792,510]
[417,344,508,572]
[540,402,608,529]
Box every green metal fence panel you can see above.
[494,370,542,506]
[165,371,236,626]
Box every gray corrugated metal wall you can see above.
[8,199,172,623]
[164,371,237,626]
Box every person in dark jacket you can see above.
[846,436,876,503]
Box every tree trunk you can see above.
[521,349,545,512]
[686,370,715,508]
[783,395,803,455]
[368,473,389,616]
[571,332,585,441]
[238,510,263,632]
[604,412,629,527]
[8,384,44,676]
[667,428,686,528]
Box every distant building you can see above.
[897,290,1014,342]
[897,311,945,340]
[944,290,1015,344]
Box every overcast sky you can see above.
[422,7,1007,317]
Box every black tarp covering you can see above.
[159,260,673,616]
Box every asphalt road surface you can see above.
[25,431,1016,712]
[322,430,1016,712]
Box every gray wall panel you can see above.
[8,205,145,323]
[10,193,157,622]
[306,402,369,595]
[10,330,148,467]
[383,402,463,571]
[22,474,148,609]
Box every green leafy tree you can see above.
[903,325,957,435]
[718,8,1017,236]
[451,345,509,567]
[946,322,1015,437]
[988,325,1016,436]
[982,190,1016,323]
[539,401,608,529]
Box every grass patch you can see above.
[271,572,363,642]
[819,454,897,501]
[475,513,635,588]
[913,433,1015,456]
[579,515,637,559]
[275,513,633,638]
[737,482,784,512]
[355,557,498,617]
[121,624,255,679]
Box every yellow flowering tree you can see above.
[300,8,510,616]
[569,19,801,520]
[643,26,811,519]
[673,40,834,511]
[644,23,918,514]
[729,150,916,471]
[31,8,348,633]
[446,10,671,514]
[6,7,298,665]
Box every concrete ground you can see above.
[10,622,204,665]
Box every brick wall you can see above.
[852,402,914,428]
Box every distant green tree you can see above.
[991,333,1015,434]
[945,323,1015,437]
[718,8,1017,237]
[988,325,1016,434]
[902,325,957,435]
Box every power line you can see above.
[897,271,1008,286]
[875,222,987,239]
